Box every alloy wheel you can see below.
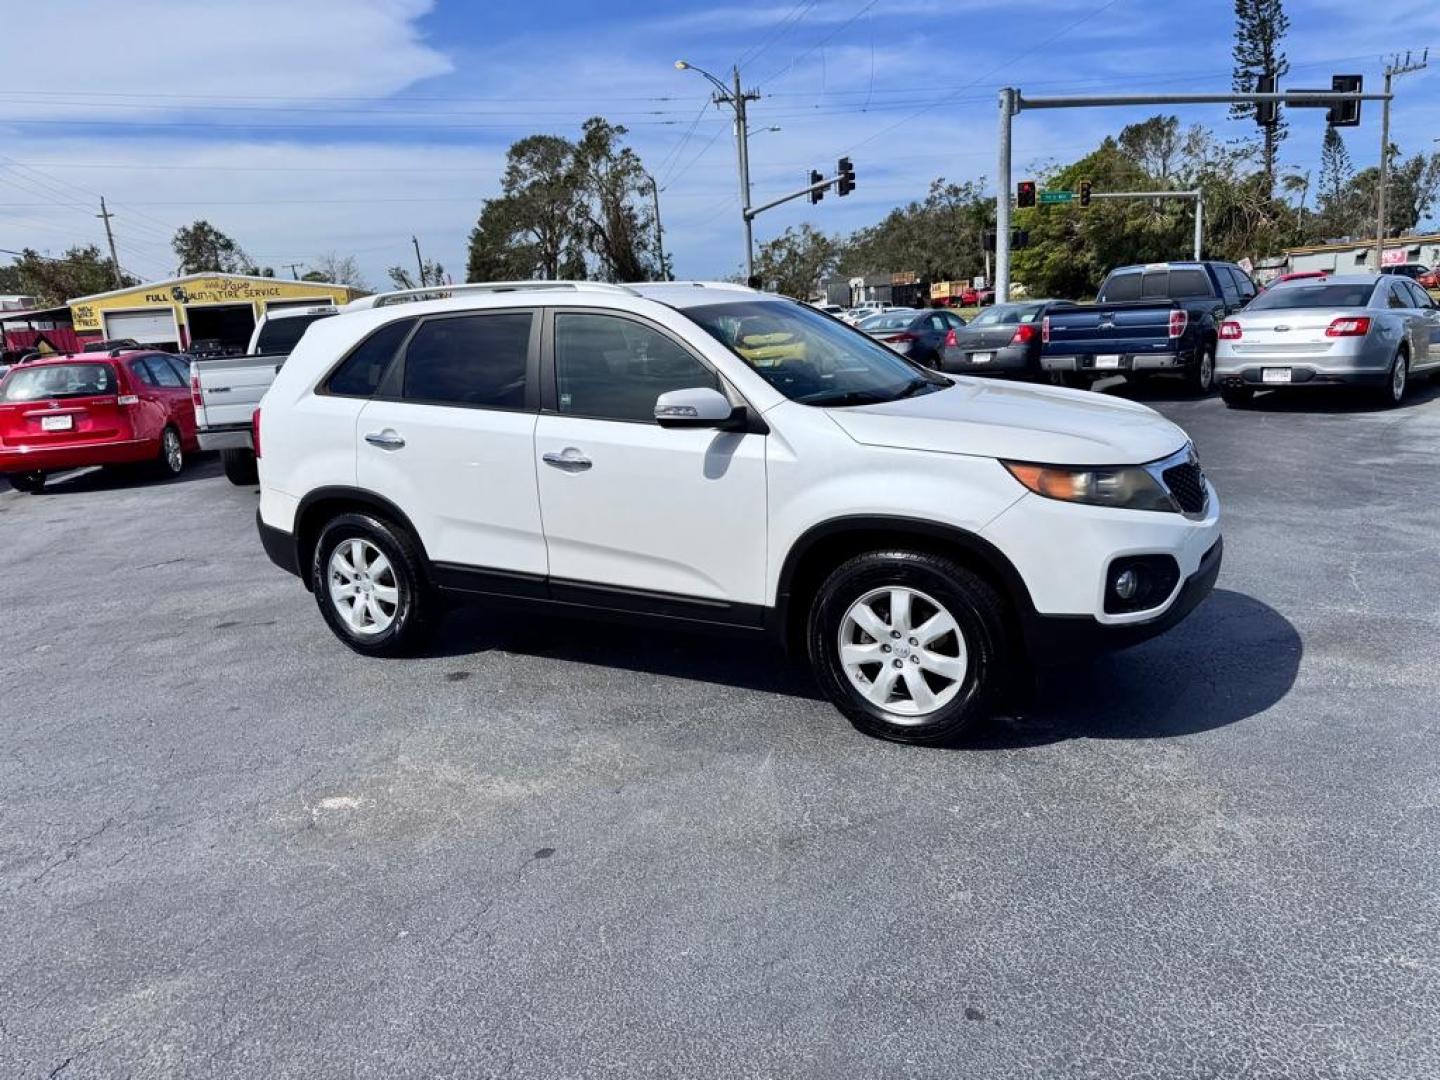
[1392,354,1407,402]
[163,429,183,473]
[837,586,968,720]
[328,538,400,636]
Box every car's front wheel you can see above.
[5,471,45,494]
[808,551,1008,745]
[311,512,435,657]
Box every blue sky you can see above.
[3,0,1439,288]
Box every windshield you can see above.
[969,303,1044,327]
[1247,283,1376,310]
[683,300,948,407]
[255,311,334,354]
[1,362,116,402]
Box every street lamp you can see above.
[748,125,782,138]
[675,59,760,281]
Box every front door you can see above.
[534,309,768,617]
[355,308,548,579]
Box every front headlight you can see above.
[1001,460,1176,512]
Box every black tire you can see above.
[311,512,435,657]
[1220,386,1254,408]
[155,425,184,478]
[1186,343,1216,395]
[5,471,45,494]
[1379,349,1409,408]
[807,550,1009,746]
[221,448,259,486]
[1048,370,1090,390]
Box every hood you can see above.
[826,378,1189,465]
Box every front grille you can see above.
[1162,461,1207,514]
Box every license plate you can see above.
[1262,367,1292,384]
[41,414,73,431]
[971,352,992,364]
[1094,354,1121,370]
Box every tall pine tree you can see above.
[1230,0,1290,196]
[1316,126,1356,237]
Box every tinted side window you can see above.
[128,358,157,386]
[402,312,531,408]
[1387,284,1409,309]
[326,318,415,398]
[163,355,192,383]
[144,356,185,387]
[555,313,719,423]
[1216,268,1240,306]
[1405,281,1433,309]
[1100,273,1141,302]
[1233,267,1258,301]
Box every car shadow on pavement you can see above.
[7,453,222,495]
[976,588,1302,749]
[435,586,1301,744]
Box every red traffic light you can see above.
[1017,181,1036,209]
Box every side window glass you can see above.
[1387,285,1409,309]
[1235,268,1258,301]
[1100,273,1141,302]
[164,356,191,383]
[145,356,185,387]
[927,314,947,332]
[128,359,157,386]
[1216,268,1240,307]
[555,313,719,422]
[402,313,532,408]
[326,318,415,398]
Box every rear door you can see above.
[143,354,198,443]
[354,308,548,580]
[0,361,128,450]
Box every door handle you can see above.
[542,447,592,472]
[364,429,405,450]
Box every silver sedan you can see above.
[1215,273,1440,408]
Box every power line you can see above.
[757,0,881,88]
[736,0,822,70]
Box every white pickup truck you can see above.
[190,305,337,484]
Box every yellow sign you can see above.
[69,275,357,332]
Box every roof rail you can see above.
[344,281,639,311]
[633,280,759,292]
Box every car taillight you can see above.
[1010,323,1038,345]
[882,332,918,343]
[1219,320,1242,341]
[252,407,261,458]
[190,372,203,410]
[944,328,958,347]
[1325,317,1371,337]
[1042,315,1051,344]
[1167,309,1188,338]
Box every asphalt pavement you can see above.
[3,379,1439,1078]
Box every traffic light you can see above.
[837,157,855,197]
[1328,74,1363,127]
[809,169,825,204]
[1016,180,1036,209]
[1255,73,1279,127]
[1079,180,1092,208]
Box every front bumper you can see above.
[1023,537,1222,661]
[0,436,158,473]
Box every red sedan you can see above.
[1419,269,1439,290]
[0,350,199,493]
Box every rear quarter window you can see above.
[1099,273,1141,302]
[323,318,416,398]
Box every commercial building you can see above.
[67,273,362,354]
[1285,233,1440,275]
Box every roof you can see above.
[1269,273,1379,287]
[342,279,763,314]
[0,305,73,323]
[67,271,355,305]
[1283,233,1440,256]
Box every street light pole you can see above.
[676,60,760,282]
[995,88,1016,303]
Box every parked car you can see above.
[857,308,966,368]
[192,305,340,485]
[80,338,142,354]
[0,350,199,493]
[841,302,906,325]
[1382,262,1431,283]
[958,284,996,307]
[1041,260,1258,393]
[1261,270,1329,291]
[1215,273,1440,408]
[940,300,1076,380]
[807,302,847,318]
[254,280,1221,746]
[1419,269,1439,290]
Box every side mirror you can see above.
[655,387,737,429]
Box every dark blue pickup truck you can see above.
[1040,260,1258,393]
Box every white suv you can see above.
[255,281,1222,744]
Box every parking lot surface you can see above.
[3,383,1439,1079]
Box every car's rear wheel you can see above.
[6,471,45,494]
[221,448,259,486]
[1187,344,1216,395]
[1220,385,1254,408]
[156,426,184,477]
[808,550,1008,745]
[311,512,435,657]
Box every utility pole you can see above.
[1376,51,1428,271]
[995,88,1016,302]
[675,61,760,282]
[645,173,668,281]
[96,197,122,287]
[284,262,303,280]
[411,235,426,288]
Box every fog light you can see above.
[1114,568,1139,600]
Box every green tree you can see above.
[1347,146,1440,238]
[1316,126,1356,237]
[1229,0,1290,195]
[753,224,842,298]
[171,220,251,274]
[386,260,446,290]
[2,246,135,305]
[1117,115,1183,183]
[839,179,991,282]
[572,117,660,282]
